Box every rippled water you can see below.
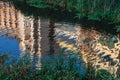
[0,1,79,60]
[2,0,120,75]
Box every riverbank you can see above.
[0,53,119,80]
[12,0,120,35]
[0,0,120,79]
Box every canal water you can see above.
[0,36,20,58]
[0,0,79,60]
[1,0,120,75]
[0,1,86,74]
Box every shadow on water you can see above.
[79,18,117,35]
[32,16,40,67]
[12,0,77,23]
[48,20,55,55]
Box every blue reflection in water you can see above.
[0,36,21,60]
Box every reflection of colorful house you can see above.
[0,0,80,56]
[78,26,120,75]
[3,0,120,76]
[0,1,60,68]
[0,0,81,69]
[0,1,58,59]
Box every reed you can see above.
[0,52,120,80]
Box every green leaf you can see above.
[115,25,120,32]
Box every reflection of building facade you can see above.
[0,1,81,69]
[3,0,120,76]
[78,26,120,75]
[0,1,19,38]
[0,0,80,56]
[0,1,60,61]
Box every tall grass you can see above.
[0,54,32,80]
[0,52,120,80]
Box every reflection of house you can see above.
[0,1,19,38]
[0,0,79,56]
[0,1,60,60]
[78,26,120,75]
[1,0,120,76]
[0,0,81,56]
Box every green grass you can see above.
[0,52,120,80]
[14,0,120,33]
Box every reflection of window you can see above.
[24,20,31,27]
[25,35,31,40]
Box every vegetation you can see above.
[0,0,120,80]
[13,0,120,33]
[98,35,118,49]
[0,52,120,80]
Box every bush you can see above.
[12,0,120,33]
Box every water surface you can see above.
[0,36,20,59]
[0,0,79,59]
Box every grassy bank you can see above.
[12,0,120,33]
[0,53,120,80]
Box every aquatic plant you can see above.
[0,52,120,80]
[0,54,9,66]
